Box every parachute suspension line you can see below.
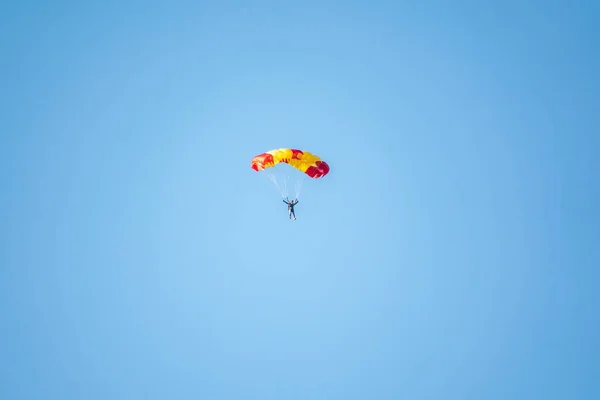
[282,172,290,199]
[268,173,287,198]
[268,170,305,200]
[295,174,308,199]
[282,174,289,199]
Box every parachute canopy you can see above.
[251,148,330,178]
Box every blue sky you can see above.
[1,1,598,399]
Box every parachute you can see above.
[251,148,329,199]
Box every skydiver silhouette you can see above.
[283,198,298,220]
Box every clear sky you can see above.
[1,1,599,399]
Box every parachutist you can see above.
[283,199,298,220]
